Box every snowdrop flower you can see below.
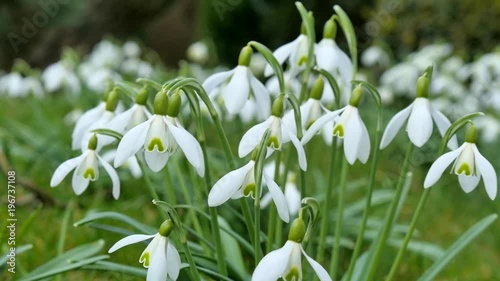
[84,67,122,93]
[24,76,44,98]
[264,29,310,77]
[102,149,142,179]
[50,134,120,199]
[361,45,391,67]
[186,41,209,65]
[0,72,25,97]
[42,61,81,95]
[315,18,353,103]
[107,87,152,135]
[114,92,204,175]
[202,46,271,119]
[123,41,141,58]
[208,156,290,223]
[380,63,420,97]
[72,100,106,150]
[380,73,458,150]
[302,86,370,165]
[475,115,500,143]
[424,124,497,200]
[238,97,307,171]
[252,217,331,281]
[108,219,181,281]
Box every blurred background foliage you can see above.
[1,0,499,71]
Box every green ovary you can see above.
[147,138,165,152]
[284,267,300,281]
[456,163,471,176]
[83,168,96,180]
[333,124,344,137]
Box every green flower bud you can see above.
[105,88,119,112]
[158,219,174,237]
[310,78,324,100]
[323,17,337,40]
[167,92,182,117]
[271,96,285,117]
[288,217,306,243]
[135,86,149,105]
[348,85,363,107]
[238,46,253,67]
[416,74,430,98]
[465,124,478,143]
[153,92,169,116]
[300,23,307,35]
[87,134,98,150]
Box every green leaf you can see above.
[136,78,162,91]
[219,218,248,279]
[20,240,105,281]
[248,41,285,93]
[82,261,147,277]
[0,244,33,268]
[334,5,358,79]
[74,211,155,234]
[418,214,498,281]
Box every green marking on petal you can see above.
[147,138,165,152]
[333,124,344,137]
[83,168,96,180]
[284,267,300,281]
[306,120,315,130]
[298,56,308,66]
[139,252,150,268]
[267,136,280,149]
[457,163,471,176]
[243,184,256,198]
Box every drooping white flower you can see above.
[72,102,107,150]
[42,61,81,95]
[108,220,181,281]
[0,72,24,97]
[208,159,290,223]
[203,46,271,119]
[380,74,458,150]
[107,93,152,135]
[102,149,142,179]
[252,218,331,281]
[114,93,204,175]
[50,135,120,199]
[361,45,391,67]
[186,41,209,65]
[24,76,44,98]
[261,169,301,217]
[238,100,307,171]
[264,33,310,77]
[424,125,497,200]
[302,87,370,165]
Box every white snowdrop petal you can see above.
[97,155,121,199]
[458,174,481,193]
[249,74,271,120]
[473,145,497,200]
[114,119,151,167]
[208,162,254,206]
[357,115,371,164]
[407,98,433,147]
[251,241,294,281]
[380,103,413,149]
[264,40,296,77]
[343,109,363,165]
[146,237,168,281]
[301,247,332,281]
[224,66,250,114]
[50,155,84,187]
[144,150,169,172]
[108,234,155,253]
[263,172,290,223]
[202,69,235,94]
[238,118,272,157]
[107,105,135,134]
[288,131,307,171]
[302,108,344,145]
[424,144,465,188]
[430,106,458,150]
[165,119,205,176]
[166,242,181,280]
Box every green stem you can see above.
[346,111,383,281]
[164,166,177,205]
[266,151,282,253]
[316,137,338,263]
[329,157,350,278]
[181,241,202,280]
[138,161,167,220]
[385,188,431,281]
[365,143,414,281]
